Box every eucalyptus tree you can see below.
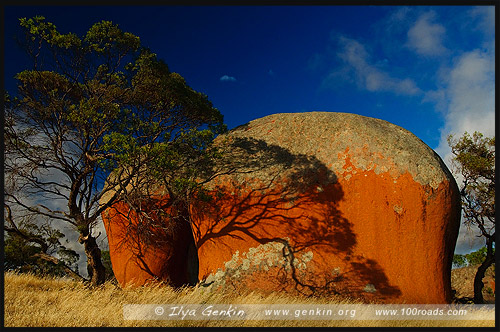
[448,131,495,303]
[5,16,226,285]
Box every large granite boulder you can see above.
[190,112,461,303]
[102,198,198,288]
[102,112,461,303]
[101,170,198,288]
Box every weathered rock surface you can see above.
[191,112,461,303]
[102,111,461,303]
[102,198,198,288]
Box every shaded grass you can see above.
[4,272,495,327]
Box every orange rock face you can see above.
[190,112,461,303]
[102,112,461,303]
[192,171,458,303]
[102,199,197,288]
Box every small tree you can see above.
[4,205,82,280]
[465,246,495,267]
[452,247,496,269]
[448,131,495,304]
[452,253,467,269]
[5,16,225,286]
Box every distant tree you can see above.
[4,205,82,280]
[452,247,496,269]
[452,253,467,269]
[4,16,225,286]
[465,246,495,267]
[448,131,495,304]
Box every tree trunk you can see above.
[79,233,106,286]
[473,244,495,304]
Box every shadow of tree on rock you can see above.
[190,136,402,301]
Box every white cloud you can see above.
[390,6,411,23]
[220,75,236,82]
[468,6,495,37]
[333,36,421,96]
[383,6,413,34]
[420,9,496,257]
[321,8,494,256]
[406,11,447,56]
[430,48,494,256]
[434,49,495,167]
[454,222,486,255]
[4,125,108,278]
[423,89,447,112]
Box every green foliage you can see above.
[452,254,467,268]
[84,20,140,54]
[8,15,226,216]
[448,131,495,303]
[19,16,57,41]
[448,132,495,180]
[453,247,496,268]
[448,131,495,247]
[100,250,116,282]
[4,227,80,278]
[465,246,495,266]
[6,16,228,284]
[11,16,225,177]
[447,132,495,226]
[4,232,42,271]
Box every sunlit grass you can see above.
[4,272,495,327]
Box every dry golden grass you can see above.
[4,272,495,328]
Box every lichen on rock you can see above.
[199,240,316,293]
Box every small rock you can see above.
[364,284,377,293]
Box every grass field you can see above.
[3,271,495,328]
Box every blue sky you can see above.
[4,6,495,150]
[3,5,495,260]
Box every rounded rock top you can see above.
[219,112,453,189]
